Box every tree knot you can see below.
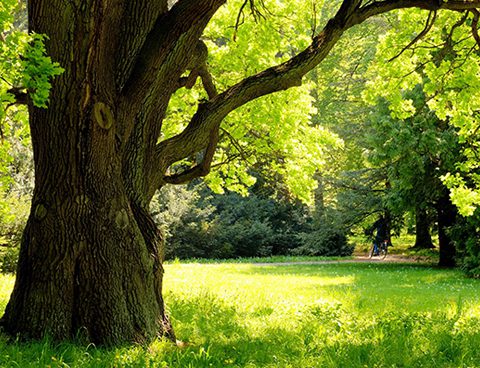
[34,203,48,221]
[93,102,114,130]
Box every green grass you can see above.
[164,255,351,264]
[1,261,480,367]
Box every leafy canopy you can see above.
[164,0,342,203]
[365,9,480,216]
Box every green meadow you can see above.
[1,260,480,367]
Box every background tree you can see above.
[365,9,480,267]
[364,89,462,261]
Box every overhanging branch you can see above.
[6,88,28,105]
[354,0,480,25]
[163,122,220,184]
[153,0,480,191]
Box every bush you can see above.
[294,225,354,257]
[215,220,274,258]
[153,183,309,260]
[153,181,357,260]
[0,246,19,273]
[450,212,480,278]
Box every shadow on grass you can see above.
[166,286,480,367]
[2,263,480,367]
[1,288,480,367]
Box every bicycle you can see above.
[369,239,389,259]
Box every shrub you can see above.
[294,225,354,257]
[0,246,19,273]
[450,212,480,278]
[215,220,274,258]
[153,183,310,260]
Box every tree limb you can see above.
[163,122,220,184]
[354,0,480,26]
[6,88,28,105]
[121,0,225,108]
[388,10,437,62]
[153,0,480,191]
[470,9,480,48]
[117,0,225,147]
[155,1,366,173]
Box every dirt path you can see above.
[251,254,434,266]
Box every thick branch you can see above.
[115,2,169,89]
[155,6,351,172]
[6,88,28,105]
[353,0,480,25]
[121,0,225,107]
[117,0,225,147]
[200,69,218,100]
[153,0,480,191]
[163,122,219,184]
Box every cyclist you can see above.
[371,215,388,256]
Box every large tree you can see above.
[1,0,480,345]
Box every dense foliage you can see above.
[152,180,353,260]
[365,9,480,272]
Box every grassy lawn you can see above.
[1,260,480,367]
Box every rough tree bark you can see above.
[1,0,479,345]
[0,0,222,344]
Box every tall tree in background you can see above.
[365,8,480,266]
[365,90,461,264]
[2,0,480,345]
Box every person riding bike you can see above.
[371,215,389,256]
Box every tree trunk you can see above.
[412,206,434,249]
[0,76,172,346]
[0,0,173,345]
[436,190,457,268]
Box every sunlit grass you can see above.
[1,261,480,367]
[165,262,480,316]
[164,254,350,264]
[0,274,14,312]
